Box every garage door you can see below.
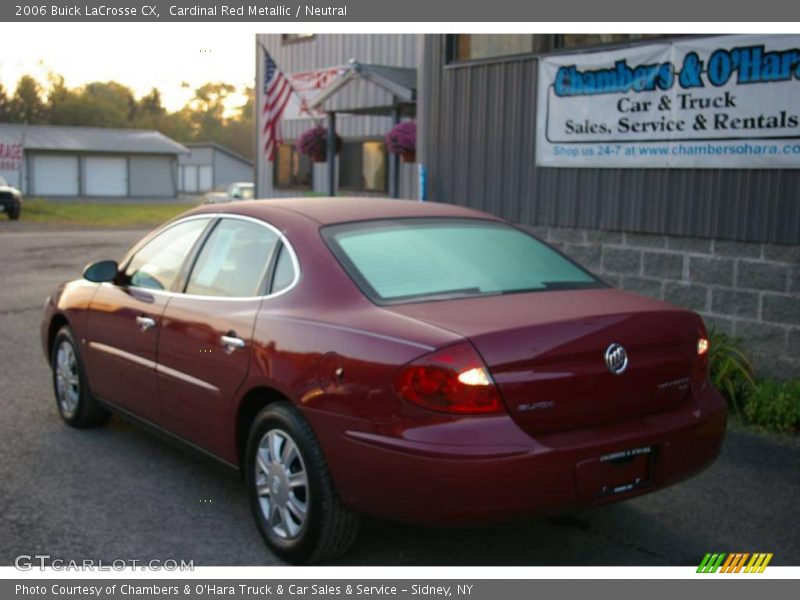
[32,155,79,196]
[198,166,213,192]
[182,165,198,192]
[85,157,127,196]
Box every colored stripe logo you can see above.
[697,552,773,573]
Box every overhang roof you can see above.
[0,123,188,155]
[310,60,417,116]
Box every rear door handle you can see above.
[135,315,156,332]
[220,334,246,353]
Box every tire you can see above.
[245,402,359,564]
[51,326,109,428]
[7,206,20,220]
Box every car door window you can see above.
[125,219,210,291]
[270,244,297,294]
[185,218,279,297]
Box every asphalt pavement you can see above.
[0,227,798,566]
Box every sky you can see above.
[0,26,256,113]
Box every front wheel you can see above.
[51,326,109,428]
[8,205,20,220]
[245,402,359,564]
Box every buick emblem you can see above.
[604,343,628,375]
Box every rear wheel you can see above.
[51,326,109,428]
[245,402,359,564]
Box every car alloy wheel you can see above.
[55,340,80,419]
[50,326,109,428]
[245,402,359,564]
[255,428,309,540]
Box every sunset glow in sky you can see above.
[0,25,256,113]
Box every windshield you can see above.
[322,218,603,304]
[0,176,7,186]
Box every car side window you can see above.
[185,218,279,297]
[270,244,297,294]
[125,219,209,291]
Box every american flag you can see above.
[262,50,295,161]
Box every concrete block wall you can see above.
[523,225,800,380]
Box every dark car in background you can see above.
[40,198,727,564]
[0,175,22,220]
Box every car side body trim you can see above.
[88,341,220,394]
[156,363,221,394]
[89,341,156,370]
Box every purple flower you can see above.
[297,125,341,160]
[386,121,416,155]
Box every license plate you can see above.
[576,446,653,499]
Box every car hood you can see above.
[0,185,21,196]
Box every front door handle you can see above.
[135,315,156,332]
[220,334,246,353]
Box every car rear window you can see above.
[322,218,603,304]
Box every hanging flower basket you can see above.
[386,121,417,163]
[297,125,342,163]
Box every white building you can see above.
[177,142,253,195]
[0,123,187,198]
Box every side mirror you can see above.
[83,260,119,283]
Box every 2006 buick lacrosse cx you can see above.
[41,197,726,563]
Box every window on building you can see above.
[274,143,312,189]
[556,34,669,49]
[282,34,315,44]
[338,141,387,193]
[447,34,676,64]
[448,35,552,62]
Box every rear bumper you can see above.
[305,384,727,525]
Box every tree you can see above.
[187,82,236,141]
[81,81,137,127]
[215,86,254,159]
[1,71,256,161]
[9,75,46,123]
[137,88,165,117]
[0,82,12,122]
[46,74,79,125]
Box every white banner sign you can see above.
[0,136,23,187]
[283,66,347,120]
[536,34,800,168]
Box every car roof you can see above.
[189,196,499,226]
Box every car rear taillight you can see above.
[693,334,710,389]
[393,341,504,414]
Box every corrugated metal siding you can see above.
[255,34,419,200]
[421,35,800,245]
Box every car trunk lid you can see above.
[385,289,702,435]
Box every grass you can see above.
[20,199,192,228]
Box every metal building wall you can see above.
[420,35,800,245]
[129,155,177,197]
[212,149,253,190]
[255,34,419,200]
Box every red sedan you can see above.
[41,198,726,564]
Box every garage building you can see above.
[0,124,187,198]
[177,142,253,195]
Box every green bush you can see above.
[707,329,755,418]
[744,379,800,434]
